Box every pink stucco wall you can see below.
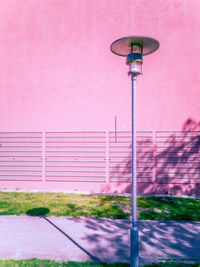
[0,0,199,132]
[0,1,200,194]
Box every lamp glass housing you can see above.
[127,44,143,75]
[129,61,142,75]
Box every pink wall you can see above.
[0,0,199,132]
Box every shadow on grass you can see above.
[26,207,50,216]
[138,196,200,221]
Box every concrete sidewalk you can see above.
[0,216,200,265]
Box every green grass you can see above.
[0,192,130,219]
[138,196,200,221]
[145,263,200,267]
[1,191,200,221]
[0,259,199,266]
[0,259,128,267]
[144,259,200,266]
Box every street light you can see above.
[110,36,159,267]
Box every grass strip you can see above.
[1,192,200,220]
[0,259,199,266]
[0,259,129,267]
[0,192,130,219]
[138,196,200,221]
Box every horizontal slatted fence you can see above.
[156,131,200,183]
[109,131,154,182]
[0,131,199,186]
[45,132,106,182]
[0,132,42,181]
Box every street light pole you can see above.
[131,73,139,267]
[110,36,159,267]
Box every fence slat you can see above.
[45,132,106,182]
[0,132,42,181]
[156,131,200,184]
[109,131,154,183]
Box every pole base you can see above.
[130,226,139,267]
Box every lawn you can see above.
[138,196,200,221]
[0,192,130,219]
[0,259,199,266]
[0,259,128,267]
[0,191,200,221]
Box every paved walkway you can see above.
[0,216,200,265]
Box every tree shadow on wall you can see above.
[109,131,155,194]
[109,119,200,195]
[154,118,200,195]
[110,141,154,182]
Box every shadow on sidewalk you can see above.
[41,216,103,263]
[66,217,200,262]
[67,217,131,262]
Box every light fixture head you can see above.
[110,36,159,76]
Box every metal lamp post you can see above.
[110,36,159,267]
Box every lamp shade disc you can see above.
[110,36,159,56]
